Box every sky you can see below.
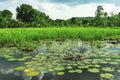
[0,0,120,20]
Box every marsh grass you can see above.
[0,27,120,45]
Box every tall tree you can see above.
[95,5,104,26]
[16,4,52,27]
[16,4,34,22]
[0,9,13,28]
[1,9,13,19]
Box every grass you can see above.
[0,27,120,45]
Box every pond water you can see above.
[0,40,120,80]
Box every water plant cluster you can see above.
[0,40,120,80]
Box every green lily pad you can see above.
[102,67,114,72]
[14,66,26,70]
[54,67,65,71]
[26,71,39,76]
[75,69,82,73]
[100,73,114,79]
[109,62,119,65]
[48,69,54,72]
[57,72,64,75]
[17,58,27,61]
[66,66,73,69]
[37,67,46,71]
[99,60,107,64]
[88,68,100,73]
[7,58,16,61]
[68,70,75,73]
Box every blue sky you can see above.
[0,0,120,19]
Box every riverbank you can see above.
[0,27,120,48]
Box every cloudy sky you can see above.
[0,0,120,19]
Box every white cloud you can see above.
[39,3,120,19]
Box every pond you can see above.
[0,40,120,80]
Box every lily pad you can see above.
[14,66,26,70]
[7,58,16,61]
[68,70,75,73]
[57,72,64,75]
[102,67,114,72]
[66,66,73,69]
[54,67,65,71]
[75,69,82,73]
[88,68,100,73]
[109,62,119,65]
[37,67,46,71]
[100,73,114,79]
[48,69,54,72]
[26,71,39,76]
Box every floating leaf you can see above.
[7,58,16,61]
[54,67,65,71]
[88,68,100,73]
[26,71,39,76]
[57,72,64,75]
[48,69,54,72]
[102,67,114,72]
[68,70,75,73]
[37,67,46,71]
[75,69,82,73]
[66,66,72,69]
[15,66,26,70]
[109,62,119,65]
[100,73,114,79]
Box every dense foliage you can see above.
[0,4,120,28]
[0,28,120,45]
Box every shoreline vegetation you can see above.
[0,27,120,43]
[0,27,120,52]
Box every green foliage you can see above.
[0,28,120,45]
[0,9,13,28]
[16,4,53,27]
[1,9,13,19]
[0,4,120,28]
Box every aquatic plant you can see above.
[100,73,114,79]
[68,70,75,73]
[7,58,16,61]
[88,68,100,73]
[57,72,65,75]
[75,69,82,73]
[48,69,54,72]
[37,66,46,71]
[102,67,114,72]
[24,68,39,76]
[14,66,26,70]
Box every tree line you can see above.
[0,4,120,28]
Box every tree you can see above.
[0,9,13,28]
[103,12,108,26]
[16,4,34,22]
[16,4,53,27]
[95,5,104,26]
[1,9,13,19]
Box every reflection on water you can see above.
[0,40,120,80]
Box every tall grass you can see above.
[0,27,120,44]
